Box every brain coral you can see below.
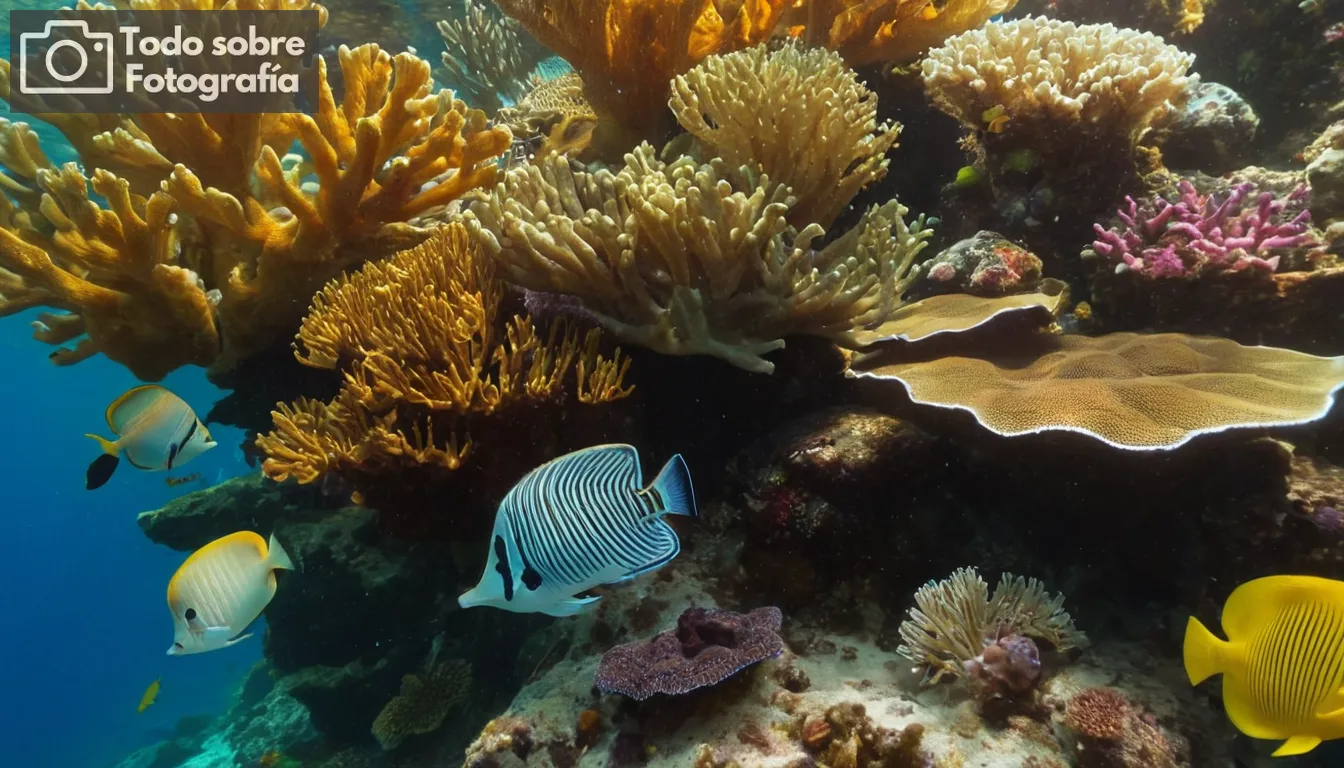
[595,606,784,700]
[849,333,1344,450]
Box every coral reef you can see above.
[850,332,1344,450]
[801,0,1021,67]
[1062,687,1190,767]
[371,659,472,750]
[498,71,597,159]
[465,144,933,373]
[923,17,1196,226]
[668,43,900,229]
[595,606,785,700]
[0,19,512,380]
[492,0,788,154]
[255,224,632,514]
[436,0,546,114]
[896,567,1084,685]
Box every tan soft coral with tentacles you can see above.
[0,0,512,380]
[257,224,633,488]
[795,0,1020,66]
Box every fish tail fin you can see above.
[85,452,120,490]
[1183,616,1230,685]
[267,533,296,572]
[649,454,697,518]
[85,433,119,456]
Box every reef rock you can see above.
[912,230,1044,297]
[1307,148,1344,224]
[1159,81,1260,174]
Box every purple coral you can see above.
[1091,181,1316,277]
[594,606,784,700]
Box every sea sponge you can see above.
[492,0,788,154]
[0,6,512,380]
[849,332,1344,450]
[464,144,933,373]
[256,224,632,489]
[669,43,900,229]
[802,0,1021,66]
[371,659,472,750]
[896,567,1085,685]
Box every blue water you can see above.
[1,329,258,768]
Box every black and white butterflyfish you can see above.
[84,385,217,490]
[458,444,697,617]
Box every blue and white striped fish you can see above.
[458,444,697,617]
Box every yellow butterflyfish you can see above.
[85,385,216,490]
[167,531,294,656]
[1184,575,1344,757]
[137,678,160,714]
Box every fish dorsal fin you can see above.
[1221,575,1344,638]
[169,531,269,600]
[105,385,172,433]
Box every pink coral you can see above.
[1091,181,1316,278]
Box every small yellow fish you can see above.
[1185,575,1344,756]
[137,678,160,714]
[920,2,939,20]
[981,104,1010,134]
[85,385,216,490]
[167,531,294,656]
[166,472,204,488]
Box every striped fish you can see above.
[85,385,216,490]
[1185,575,1344,757]
[167,531,294,656]
[459,444,697,617]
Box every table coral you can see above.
[669,43,900,229]
[255,224,632,493]
[492,0,788,155]
[0,3,512,381]
[849,332,1344,450]
[922,17,1196,220]
[800,0,1021,66]
[464,144,933,373]
[594,606,785,700]
[370,658,471,750]
[896,567,1085,685]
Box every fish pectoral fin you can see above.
[545,595,602,617]
[1271,735,1322,757]
[223,632,254,647]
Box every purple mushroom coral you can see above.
[1091,181,1316,277]
[594,606,785,700]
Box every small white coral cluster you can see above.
[922,17,1196,145]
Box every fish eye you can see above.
[173,642,184,650]
[185,608,196,621]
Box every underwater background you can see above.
[3,0,1344,767]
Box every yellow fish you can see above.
[85,385,216,490]
[1184,575,1344,757]
[137,678,160,714]
[167,531,294,656]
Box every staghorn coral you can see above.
[464,144,933,373]
[922,17,1196,220]
[669,43,900,229]
[371,658,472,750]
[437,0,546,114]
[849,333,1344,450]
[800,0,1021,67]
[492,0,788,154]
[896,567,1085,685]
[0,3,512,381]
[256,224,632,490]
[595,606,785,700]
[1090,181,1317,277]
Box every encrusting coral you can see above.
[0,0,512,380]
[464,144,933,373]
[370,658,472,750]
[669,43,901,229]
[850,332,1344,450]
[436,0,546,114]
[492,0,788,154]
[498,71,598,160]
[896,566,1085,685]
[799,0,1021,66]
[1063,687,1189,767]
[922,17,1196,219]
[256,224,633,493]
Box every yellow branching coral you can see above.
[0,2,512,380]
[669,43,901,229]
[256,224,632,486]
[493,0,789,153]
[437,0,545,114]
[371,659,472,750]
[797,0,1020,67]
[464,144,933,373]
[897,567,1085,684]
[849,333,1344,450]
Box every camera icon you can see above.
[19,20,115,95]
